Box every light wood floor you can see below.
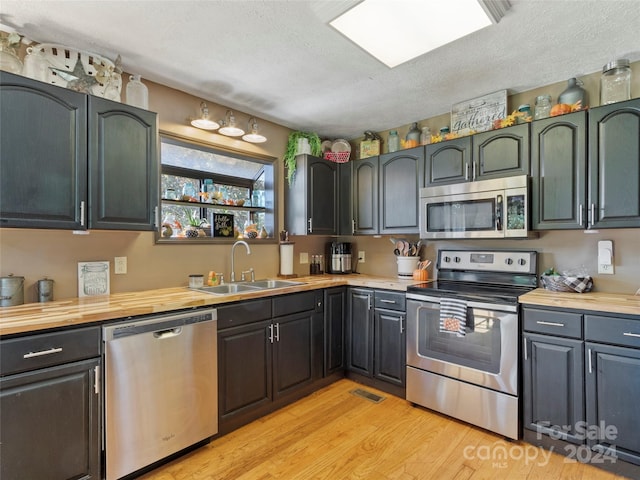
[139,379,626,480]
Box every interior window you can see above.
[157,135,276,243]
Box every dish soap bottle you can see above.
[126,74,149,109]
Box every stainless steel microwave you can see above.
[419,175,532,239]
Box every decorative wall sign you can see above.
[451,90,507,135]
[213,213,234,237]
[78,261,110,297]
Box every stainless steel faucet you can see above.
[230,240,251,282]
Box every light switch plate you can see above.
[114,256,127,274]
[358,251,365,263]
[598,263,614,274]
[300,252,308,264]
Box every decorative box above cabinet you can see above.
[0,72,159,231]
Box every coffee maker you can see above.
[328,241,352,274]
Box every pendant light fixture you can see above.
[218,110,245,137]
[190,102,220,130]
[242,117,267,143]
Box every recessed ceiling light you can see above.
[330,0,509,68]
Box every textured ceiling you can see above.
[1,0,639,140]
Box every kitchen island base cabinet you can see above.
[217,292,325,435]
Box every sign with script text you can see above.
[451,90,507,135]
[213,213,234,237]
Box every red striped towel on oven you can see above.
[439,297,467,337]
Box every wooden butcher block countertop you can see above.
[0,275,420,336]
[519,288,640,316]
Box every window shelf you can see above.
[161,198,267,213]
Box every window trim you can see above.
[155,131,278,244]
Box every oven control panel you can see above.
[438,250,536,274]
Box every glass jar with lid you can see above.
[534,95,552,120]
[600,59,631,105]
[388,130,399,153]
[405,122,421,148]
[420,126,432,145]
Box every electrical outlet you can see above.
[598,263,614,274]
[114,256,127,274]
[358,251,365,263]
[300,252,309,264]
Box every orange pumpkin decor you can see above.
[413,269,428,281]
[550,103,572,116]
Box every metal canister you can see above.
[37,278,54,302]
[0,275,24,307]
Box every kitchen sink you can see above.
[192,284,262,295]
[191,279,304,295]
[246,279,305,289]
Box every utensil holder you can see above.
[397,256,419,278]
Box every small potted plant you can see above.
[284,131,322,185]
[183,209,204,238]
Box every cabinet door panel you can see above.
[218,320,272,421]
[586,342,640,465]
[374,309,405,386]
[473,124,529,180]
[379,148,424,234]
[324,287,346,375]
[347,288,373,376]
[308,160,338,235]
[424,137,471,186]
[0,72,86,229]
[89,98,158,230]
[523,333,584,444]
[353,158,378,234]
[588,99,640,228]
[0,359,100,480]
[531,112,587,229]
[273,312,314,400]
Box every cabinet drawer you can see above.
[585,314,640,348]
[374,290,406,312]
[273,291,318,317]
[217,298,272,330]
[523,308,582,338]
[0,326,100,376]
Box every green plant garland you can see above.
[284,131,322,185]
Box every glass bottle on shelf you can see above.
[534,95,552,120]
[600,59,631,105]
[405,122,421,148]
[125,74,149,109]
[420,126,431,145]
[388,131,399,153]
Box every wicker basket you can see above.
[541,275,593,293]
[324,151,350,163]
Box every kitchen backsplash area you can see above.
[1,227,638,302]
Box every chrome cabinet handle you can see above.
[465,162,469,180]
[579,204,584,226]
[23,347,63,359]
[380,299,396,304]
[154,206,159,228]
[536,321,565,327]
[588,348,593,374]
[400,317,405,334]
[352,219,356,234]
[275,323,280,342]
[590,203,596,227]
[367,295,371,310]
[80,201,85,227]
[472,161,477,181]
[308,218,313,233]
[94,365,100,394]
[268,324,274,343]
[524,338,528,361]
[623,332,640,338]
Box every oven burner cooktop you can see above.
[407,280,535,304]
[407,249,538,305]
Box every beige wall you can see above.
[1,61,639,301]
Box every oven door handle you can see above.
[496,194,503,231]
[407,294,518,313]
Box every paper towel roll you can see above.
[280,243,294,275]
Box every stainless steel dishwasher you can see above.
[103,308,217,480]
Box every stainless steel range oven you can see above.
[406,249,537,439]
